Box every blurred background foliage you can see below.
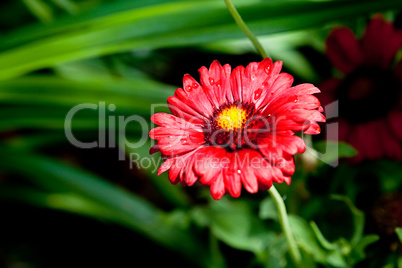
[0,0,401,267]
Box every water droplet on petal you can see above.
[237,169,241,174]
[262,81,268,87]
[180,138,188,145]
[209,78,215,85]
[254,88,263,100]
[186,85,192,92]
[265,66,271,74]
[289,96,298,103]
[251,75,255,81]
[192,83,199,88]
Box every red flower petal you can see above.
[223,152,242,198]
[168,95,204,123]
[199,60,233,107]
[157,158,174,176]
[181,74,215,117]
[388,111,402,140]
[149,143,160,155]
[394,59,402,85]
[237,150,259,194]
[210,172,225,200]
[361,15,402,69]
[379,119,402,160]
[326,27,363,74]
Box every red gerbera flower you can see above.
[320,15,402,162]
[149,58,325,200]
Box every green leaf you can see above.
[374,161,402,192]
[123,140,191,208]
[310,221,338,251]
[314,141,357,164]
[349,234,379,263]
[330,195,364,246]
[396,227,402,242]
[288,215,328,264]
[21,0,54,23]
[208,233,228,268]
[289,215,348,267]
[0,186,128,221]
[192,198,276,254]
[259,197,279,221]
[1,0,402,80]
[0,76,173,132]
[203,31,321,82]
[0,146,208,265]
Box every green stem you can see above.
[268,186,302,268]
[223,0,268,59]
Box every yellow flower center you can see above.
[216,106,248,131]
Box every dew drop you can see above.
[186,85,193,92]
[209,78,215,85]
[262,81,268,87]
[180,138,188,145]
[254,88,263,100]
[192,83,199,88]
[289,96,298,103]
[265,66,271,74]
[237,169,241,174]
[251,75,256,81]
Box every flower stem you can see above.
[268,185,302,267]
[223,0,268,59]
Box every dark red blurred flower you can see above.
[149,58,325,200]
[320,15,402,162]
[371,193,402,238]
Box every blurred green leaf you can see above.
[288,215,329,265]
[331,195,364,246]
[0,186,128,221]
[310,221,338,251]
[314,141,357,164]
[22,0,54,23]
[396,228,402,242]
[262,236,288,268]
[1,0,402,80]
[123,140,191,208]
[51,0,78,14]
[0,146,208,266]
[289,215,351,267]
[192,198,276,254]
[209,233,228,268]
[259,197,279,221]
[375,161,402,192]
[349,234,379,263]
[204,31,322,82]
[0,76,173,132]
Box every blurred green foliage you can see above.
[0,0,401,267]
